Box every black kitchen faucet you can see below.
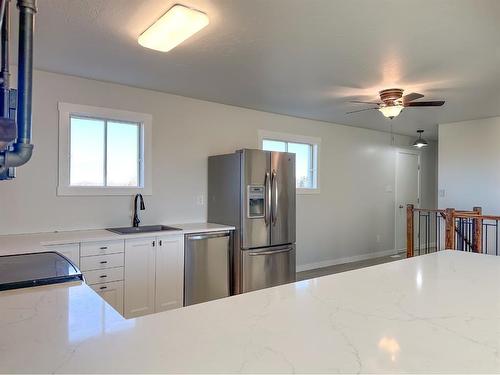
[133,194,145,227]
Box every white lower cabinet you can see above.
[124,234,184,318]
[46,243,80,267]
[124,237,156,318]
[46,235,185,319]
[80,240,125,315]
[155,235,184,312]
[90,280,124,315]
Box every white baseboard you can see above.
[296,249,399,273]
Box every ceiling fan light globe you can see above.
[378,105,403,119]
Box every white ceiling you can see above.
[9,0,500,139]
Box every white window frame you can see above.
[58,102,152,196]
[258,130,321,194]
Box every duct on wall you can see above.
[0,0,36,179]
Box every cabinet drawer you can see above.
[80,253,124,271]
[81,240,124,257]
[90,280,124,315]
[83,267,124,285]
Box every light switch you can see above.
[385,185,393,193]
[438,189,445,198]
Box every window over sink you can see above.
[259,130,320,194]
[58,103,152,196]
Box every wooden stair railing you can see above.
[406,205,495,257]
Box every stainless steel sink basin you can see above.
[106,225,182,235]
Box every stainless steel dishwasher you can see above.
[184,231,231,306]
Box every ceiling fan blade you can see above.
[402,92,424,103]
[346,107,379,114]
[349,100,381,105]
[405,101,445,107]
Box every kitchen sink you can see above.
[106,225,182,235]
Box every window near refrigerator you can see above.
[69,117,141,187]
[261,133,320,192]
[58,103,152,196]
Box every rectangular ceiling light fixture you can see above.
[138,4,209,52]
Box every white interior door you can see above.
[395,150,420,252]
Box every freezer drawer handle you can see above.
[188,231,230,240]
[248,247,293,256]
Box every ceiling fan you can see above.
[347,88,445,119]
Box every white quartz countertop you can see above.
[0,223,234,256]
[1,250,499,373]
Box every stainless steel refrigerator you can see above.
[208,149,296,294]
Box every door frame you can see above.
[394,148,421,253]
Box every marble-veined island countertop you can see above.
[1,250,499,373]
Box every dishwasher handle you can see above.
[187,231,231,241]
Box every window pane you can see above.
[263,139,286,152]
[288,142,313,188]
[107,121,140,187]
[70,117,104,186]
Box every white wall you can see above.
[439,116,500,213]
[0,69,437,269]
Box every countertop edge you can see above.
[0,223,235,256]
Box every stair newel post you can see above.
[445,208,456,250]
[473,206,483,253]
[406,204,414,258]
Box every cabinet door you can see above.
[46,244,80,267]
[155,235,184,312]
[91,281,124,316]
[124,237,156,318]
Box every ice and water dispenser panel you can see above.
[247,185,265,218]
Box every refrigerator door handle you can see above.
[271,170,278,225]
[264,171,271,226]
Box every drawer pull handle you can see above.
[100,261,108,264]
[99,275,107,278]
[99,286,107,290]
[99,246,108,250]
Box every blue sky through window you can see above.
[70,116,140,187]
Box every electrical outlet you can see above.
[196,195,204,206]
[438,189,445,198]
[376,234,381,243]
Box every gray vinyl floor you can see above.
[296,252,406,281]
